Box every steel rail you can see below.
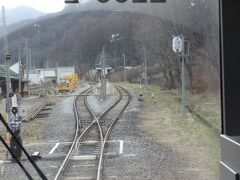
[54,86,93,180]
[74,86,123,151]
[54,84,129,180]
[54,84,120,180]
[73,90,100,152]
[96,86,131,180]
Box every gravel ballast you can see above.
[0,83,90,180]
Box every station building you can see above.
[10,62,76,86]
[0,65,19,96]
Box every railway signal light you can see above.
[9,93,22,161]
[6,54,11,60]
[11,107,18,115]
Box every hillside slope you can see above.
[0,7,219,91]
[6,6,45,25]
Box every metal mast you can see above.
[25,40,29,91]
[123,52,126,82]
[143,45,148,86]
[181,36,186,117]
[18,41,22,95]
[101,47,106,100]
[2,6,12,97]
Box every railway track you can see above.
[54,85,131,180]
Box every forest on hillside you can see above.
[0,0,219,92]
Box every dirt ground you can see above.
[0,95,58,160]
[0,82,220,179]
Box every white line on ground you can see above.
[24,139,127,147]
[123,154,136,157]
[65,177,93,180]
[104,152,117,156]
[73,164,95,168]
[0,160,11,163]
[119,140,123,154]
[48,140,59,143]
[81,140,98,144]
[48,142,60,154]
[23,141,73,147]
[70,155,96,160]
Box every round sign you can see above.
[172,36,183,53]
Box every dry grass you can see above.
[188,92,221,131]
[21,123,45,144]
[0,122,44,160]
[118,82,220,179]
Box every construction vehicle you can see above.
[57,73,79,94]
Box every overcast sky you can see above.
[0,0,66,13]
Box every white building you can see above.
[24,70,40,85]
[96,67,112,75]
[39,68,57,83]
[56,66,75,83]
[13,64,75,85]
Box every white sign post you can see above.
[172,36,188,116]
[172,36,183,54]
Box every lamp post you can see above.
[34,24,40,69]
[123,52,126,82]
[101,47,106,100]
[143,45,148,86]
[33,23,40,69]
[2,6,12,148]
[110,34,119,70]
[110,34,126,82]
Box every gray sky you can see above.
[0,0,66,13]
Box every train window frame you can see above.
[219,0,240,179]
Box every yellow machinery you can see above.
[57,73,79,94]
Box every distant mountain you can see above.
[0,10,204,70]
[5,6,46,25]
[0,2,219,92]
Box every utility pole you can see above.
[139,75,142,90]
[101,47,106,100]
[18,41,22,95]
[181,53,186,116]
[113,49,116,71]
[172,35,189,117]
[113,41,117,71]
[32,58,36,70]
[29,47,32,70]
[143,45,148,86]
[2,6,23,162]
[2,6,12,145]
[111,34,122,71]
[123,52,126,82]
[25,40,29,92]
[180,36,186,116]
[2,6,11,98]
